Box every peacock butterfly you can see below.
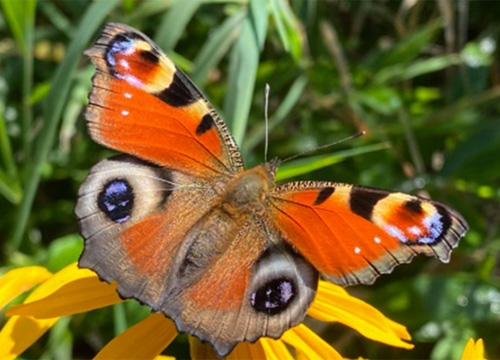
[76,23,468,356]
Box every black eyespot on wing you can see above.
[196,114,215,135]
[139,50,160,64]
[404,199,423,214]
[98,179,134,223]
[314,187,335,205]
[156,71,198,107]
[349,187,388,220]
[250,278,297,315]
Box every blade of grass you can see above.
[0,0,26,50]
[243,74,308,152]
[121,0,174,24]
[0,169,22,204]
[224,0,268,145]
[0,107,21,204]
[39,0,75,37]
[190,9,245,87]
[0,105,17,179]
[270,0,289,51]
[276,142,389,181]
[373,54,462,84]
[10,0,119,250]
[21,0,36,165]
[1,0,37,166]
[273,0,304,60]
[113,303,128,336]
[154,0,202,51]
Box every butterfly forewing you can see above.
[269,182,468,286]
[85,23,243,178]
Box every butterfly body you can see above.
[77,23,468,356]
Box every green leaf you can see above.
[369,19,443,70]
[0,0,36,53]
[224,0,268,145]
[191,10,245,87]
[354,86,402,115]
[46,234,83,273]
[243,74,308,152]
[154,0,203,51]
[276,142,389,181]
[373,54,462,84]
[11,0,120,250]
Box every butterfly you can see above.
[76,23,468,356]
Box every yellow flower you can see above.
[460,338,487,360]
[0,263,413,359]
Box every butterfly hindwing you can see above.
[85,23,243,178]
[76,154,219,303]
[76,156,318,356]
[174,219,318,356]
[269,182,468,286]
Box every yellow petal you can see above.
[0,315,58,360]
[461,338,486,360]
[189,336,219,360]
[0,263,116,360]
[94,313,177,359]
[0,266,52,310]
[259,337,294,360]
[7,276,122,318]
[228,341,267,360]
[281,323,343,360]
[308,280,413,349]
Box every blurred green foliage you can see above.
[0,0,499,359]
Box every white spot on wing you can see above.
[384,224,408,243]
[354,247,361,254]
[374,237,381,244]
[119,59,130,70]
[124,93,132,99]
[123,74,143,88]
[121,110,129,116]
[408,226,422,236]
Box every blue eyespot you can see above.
[250,278,296,315]
[98,179,134,223]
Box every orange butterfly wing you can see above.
[85,23,243,178]
[269,182,468,286]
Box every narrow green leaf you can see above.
[113,303,128,336]
[276,142,389,181]
[370,19,442,70]
[273,0,304,59]
[154,0,203,51]
[11,0,120,250]
[224,0,268,145]
[21,0,36,164]
[39,0,75,37]
[243,74,308,151]
[270,0,289,51]
[190,10,245,87]
[122,0,174,24]
[0,104,17,179]
[373,54,462,84]
[0,169,22,204]
[0,0,26,51]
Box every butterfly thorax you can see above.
[220,165,275,218]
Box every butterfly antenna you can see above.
[264,84,270,162]
[281,131,366,164]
